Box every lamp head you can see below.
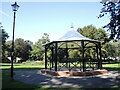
[11,2,20,11]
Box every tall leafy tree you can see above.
[0,23,9,62]
[31,33,50,60]
[5,40,12,57]
[77,25,108,41]
[108,41,120,57]
[77,25,109,58]
[99,0,120,39]
[14,38,32,60]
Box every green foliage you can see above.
[14,38,32,60]
[30,43,43,60]
[99,0,120,39]
[5,40,12,57]
[77,25,107,41]
[108,41,120,57]
[22,60,45,65]
[101,43,110,58]
[77,25,109,58]
[101,40,120,58]
[5,38,33,62]
[69,49,81,58]
[0,22,9,62]
[57,42,82,59]
[31,33,50,60]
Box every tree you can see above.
[108,41,120,57]
[14,38,32,61]
[77,25,109,58]
[0,23,9,62]
[101,42,110,58]
[77,25,108,41]
[99,0,120,40]
[31,33,50,60]
[5,40,12,57]
[5,39,33,62]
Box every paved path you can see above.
[14,70,120,88]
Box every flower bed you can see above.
[40,69,108,77]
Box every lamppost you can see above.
[11,2,20,79]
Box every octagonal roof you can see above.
[44,27,100,46]
[56,27,92,41]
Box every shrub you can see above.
[22,60,45,65]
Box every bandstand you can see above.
[44,27,102,72]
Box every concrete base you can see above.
[40,69,109,77]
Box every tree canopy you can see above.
[31,33,50,60]
[77,25,110,58]
[14,38,32,60]
[0,23,9,62]
[99,0,120,40]
[77,25,108,41]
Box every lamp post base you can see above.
[11,66,14,79]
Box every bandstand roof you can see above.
[45,27,100,45]
[57,29,92,41]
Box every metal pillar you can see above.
[45,45,47,69]
[55,42,58,71]
[65,42,70,71]
[51,45,54,68]
[98,42,102,69]
[96,43,99,69]
[81,41,86,72]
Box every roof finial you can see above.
[71,23,74,28]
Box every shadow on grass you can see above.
[0,64,21,66]
[2,71,51,89]
[103,67,120,71]
[14,68,45,71]
[102,62,119,64]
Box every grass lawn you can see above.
[102,63,120,70]
[0,61,120,71]
[0,62,45,71]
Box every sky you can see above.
[1,1,109,43]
